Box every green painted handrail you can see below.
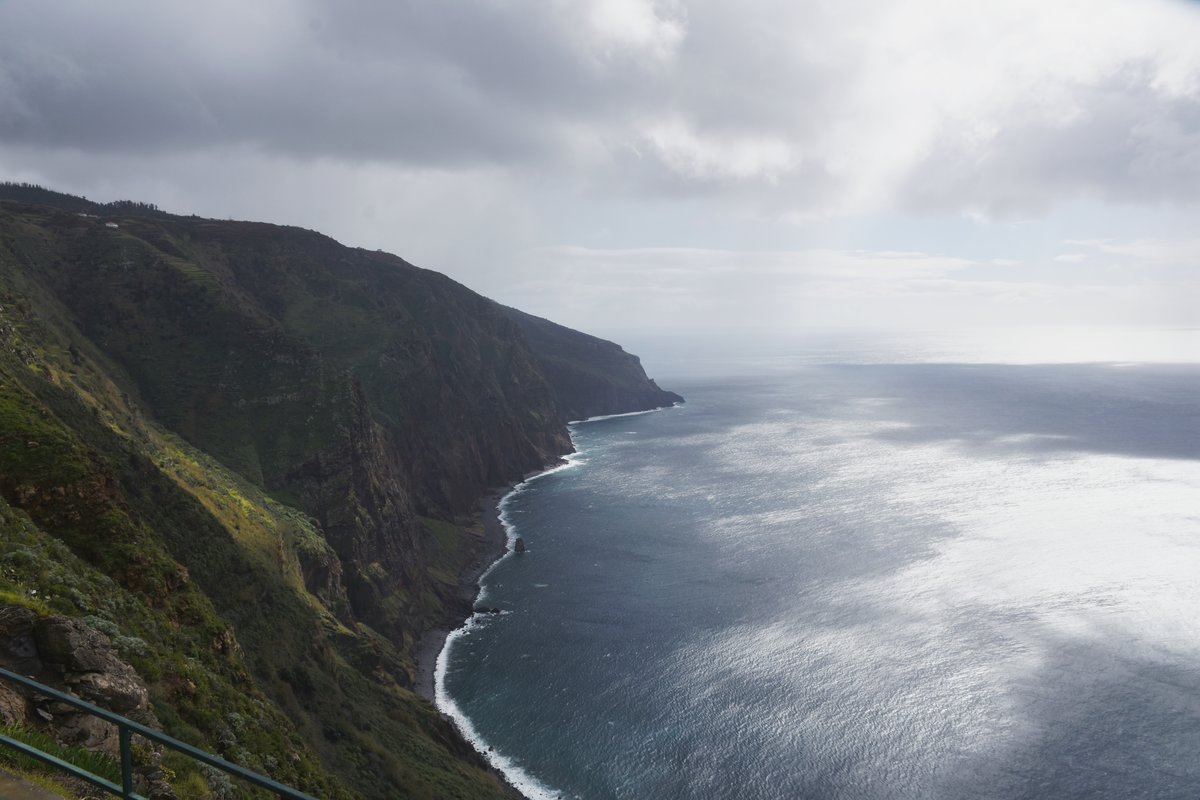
[0,667,318,800]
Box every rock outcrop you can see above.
[0,607,174,798]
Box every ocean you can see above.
[437,359,1200,799]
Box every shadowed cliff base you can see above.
[415,488,514,704]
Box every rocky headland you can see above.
[0,183,680,798]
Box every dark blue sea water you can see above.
[438,363,1200,800]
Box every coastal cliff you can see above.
[0,184,680,798]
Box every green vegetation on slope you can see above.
[0,187,680,798]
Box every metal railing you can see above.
[0,666,318,800]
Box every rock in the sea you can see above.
[513,537,526,553]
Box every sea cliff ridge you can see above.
[0,183,680,798]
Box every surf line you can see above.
[433,402,681,799]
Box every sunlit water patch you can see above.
[439,364,1200,799]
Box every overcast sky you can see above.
[3,0,1199,362]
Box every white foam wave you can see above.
[567,401,681,425]
[433,402,678,799]
[480,451,587,586]
[433,616,563,800]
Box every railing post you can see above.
[0,668,317,800]
[119,724,134,799]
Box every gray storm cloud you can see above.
[0,0,675,163]
[2,0,1199,343]
[4,0,1200,216]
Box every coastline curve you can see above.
[432,403,681,799]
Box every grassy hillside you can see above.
[0,188,678,797]
[0,259,506,797]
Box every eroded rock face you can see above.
[36,617,127,676]
[0,680,26,725]
[0,606,41,676]
[33,617,156,726]
[0,607,174,799]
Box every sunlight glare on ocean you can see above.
[440,356,1200,800]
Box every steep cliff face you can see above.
[0,187,681,799]
[503,306,683,421]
